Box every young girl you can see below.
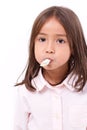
[14,6,87,130]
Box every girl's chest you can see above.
[28,91,87,130]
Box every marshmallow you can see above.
[40,59,51,67]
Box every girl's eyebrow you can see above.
[56,34,67,37]
[38,33,67,37]
[38,33,47,36]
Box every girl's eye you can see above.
[39,38,46,42]
[57,39,65,44]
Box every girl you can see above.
[14,6,87,130]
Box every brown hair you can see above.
[16,6,87,91]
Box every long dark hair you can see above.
[16,6,87,91]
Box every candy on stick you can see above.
[40,59,51,67]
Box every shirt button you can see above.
[52,114,60,119]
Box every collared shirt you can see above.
[14,69,87,130]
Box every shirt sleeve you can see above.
[14,86,30,130]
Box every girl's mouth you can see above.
[40,59,51,67]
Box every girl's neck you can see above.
[43,66,68,86]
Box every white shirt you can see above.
[14,69,87,130]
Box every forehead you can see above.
[39,17,66,35]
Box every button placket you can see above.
[51,94,63,130]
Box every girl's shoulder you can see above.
[83,81,87,92]
[16,85,35,98]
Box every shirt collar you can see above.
[31,69,77,92]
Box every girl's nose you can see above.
[45,43,55,53]
[46,49,55,53]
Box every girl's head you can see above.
[18,6,87,91]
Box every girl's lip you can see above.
[42,58,53,61]
[40,58,52,67]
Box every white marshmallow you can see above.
[40,59,51,67]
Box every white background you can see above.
[0,0,87,130]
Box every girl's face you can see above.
[34,17,71,71]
